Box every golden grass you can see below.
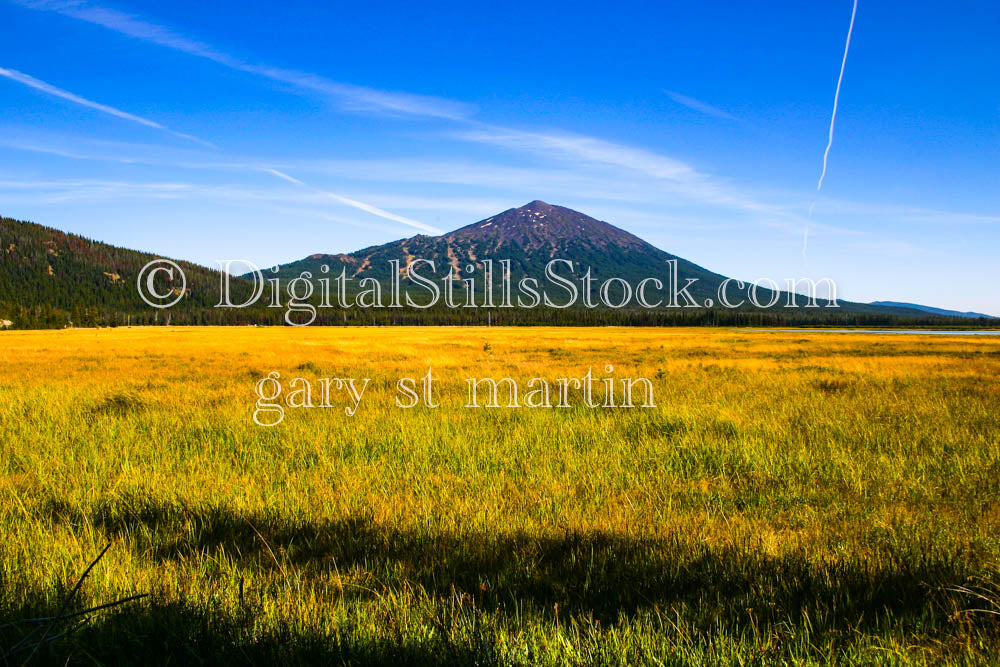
[1,326,999,664]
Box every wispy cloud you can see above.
[12,0,472,120]
[11,130,994,242]
[0,65,213,146]
[0,178,412,240]
[0,177,462,226]
[811,197,1000,227]
[664,90,737,121]
[456,127,698,180]
[0,178,217,203]
[265,169,442,235]
[453,126,786,217]
[0,133,648,203]
[0,131,439,234]
[0,128,837,237]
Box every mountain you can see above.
[265,201,919,315]
[870,301,996,319]
[1,205,991,329]
[269,200,733,304]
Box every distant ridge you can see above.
[870,301,996,320]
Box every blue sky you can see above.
[1,0,997,312]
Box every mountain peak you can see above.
[445,201,647,252]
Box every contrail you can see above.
[804,0,858,261]
[266,169,443,235]
[0,66,214,148]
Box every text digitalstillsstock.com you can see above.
[253,366,655,426]
[138,258,840,325]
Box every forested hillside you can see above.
[0,216,262,328]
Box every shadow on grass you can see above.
[37,494,974,630]
[1,596,486,666]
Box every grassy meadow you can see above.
[1,326,999,665]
